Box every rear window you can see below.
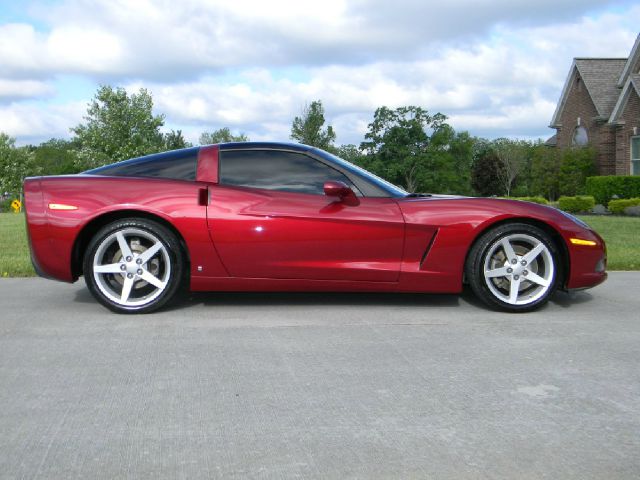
[86,148,198,181]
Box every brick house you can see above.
[548,33,640,176]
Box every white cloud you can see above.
[0,0,638,145]
[0,79,52,100]
[46,27,125,74]
[0,101,84,142]
[2,0,636,80]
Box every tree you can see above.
[0,133,37,195]
[492,138,530,197]
[360,106,447,192]
[530,145,561,200]
[71,85,165,168]
[426,125,475,195]
[290,100,336,150]
[164,130,192,150]
[199,127,248,145]
[558,147,597,196]
[471,140,504,196]
[334,144,364,164]
[29,138,81,175]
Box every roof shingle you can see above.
[574,58,627,118]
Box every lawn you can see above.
[0,213,35,277]
[1,213,638,277]
[578,215,640,271]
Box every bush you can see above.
[608,198,640,215]
[559,147,597,196]
[530,145,561,200]
[558,195,595,213]
[510,196,549,205]
[586,176,640,205]
[0,197,15,213]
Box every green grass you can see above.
[0,213,638,277]
[578,215,640,271]
[0,213,36,277]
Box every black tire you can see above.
[465,223,561,312]
[83,218,185,314]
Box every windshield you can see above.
[316,150,409,198]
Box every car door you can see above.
[207,148,405,282]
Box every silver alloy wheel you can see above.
[92,227,171,308]
[483,233,555,306]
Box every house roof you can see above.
[575,59,627,117]
[609,73,640,124]
[550,58,626,127]
[544,134,557,146]
[617,33,640,87]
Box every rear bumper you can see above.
[23,177,75,283]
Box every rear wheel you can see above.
[466,223,561,312]
[83,218,184,313]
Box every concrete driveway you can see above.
[0,273,638,479]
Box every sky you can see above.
[0,0,638,147]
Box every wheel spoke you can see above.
[92,224,177,309]
[140,270,166,289]
[116,232,133,259]
[485,266,510,278]
[94,262,123,274]
[500,239,517,262]
[526,272,550,287]
[508,277,521,304]
[523,242,545,264]
[481,230,557,309]
[138,241,163,264]
[120,276,134,303]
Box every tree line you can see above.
[1,85,596,205]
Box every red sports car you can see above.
[23,142,606,314]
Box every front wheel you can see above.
[466,223,561,312]
[83,218,185,313]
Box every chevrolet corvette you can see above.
[23,142,607,313]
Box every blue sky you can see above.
[0,0,638,146]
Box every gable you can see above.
[617,33,640,87]
[610,74,640,124]
[550,59,626,127]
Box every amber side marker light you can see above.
[570,238,597,246]
[48,203,78,211]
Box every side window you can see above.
[88,151,198,181]
[632,137,640,176]
[219,150,357,195]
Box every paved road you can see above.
[0,273,638,479]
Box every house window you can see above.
[572,126,588,146]
[632,137,640,176]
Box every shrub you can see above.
[558,195,595,213]
[608,198,640,215]
[586,176,640,205]
[0,197,15,213]
[529,145,561,200]
[510,196,549,205]
[558,147,597,196]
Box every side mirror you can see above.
[324,180,353,199]
[323,181,359,206]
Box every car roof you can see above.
[217,141,314,152]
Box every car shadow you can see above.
[73,284,595,312]
[549,289,594,308]
[173,289,465,310]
